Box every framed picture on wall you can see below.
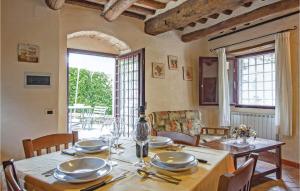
[183,66,193,81]
[168,55,178,70]
[152,62,165,79]
[18,43,40,63]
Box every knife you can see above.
[197,158,208,164]
[80,173,127,191]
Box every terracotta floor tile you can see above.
[252,165,300,191]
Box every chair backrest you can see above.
[218,153,259,191]
[201,127,230,136]
[22,131,78,158]
[157,131,199,146]
[2,159,23,191]
[93,106,107,116]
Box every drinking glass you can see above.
[111,118,124,154]
[100,133,118,166]
[132,121,150,168]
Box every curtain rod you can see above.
[210,26,297,52]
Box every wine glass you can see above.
[111,118,124,154]
[100,127,118,166]
[132,119,150,168]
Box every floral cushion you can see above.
[181,119,202,136]
[149,110,203,136]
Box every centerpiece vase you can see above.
[242,136,247,144]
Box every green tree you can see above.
[68,68,113,115]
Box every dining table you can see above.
[14,138,230,191]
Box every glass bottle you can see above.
[135,106,149,158]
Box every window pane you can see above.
[257,73,263,82]
[264,72,272,81]
[238,52,275,106]
[249,91,256,99]
[264,64,272,72]
[242,74,249,82]
[242,83,248,91]
[249,83,256,91]
[249,74,256,82]
[257,82,264,90]
[264,82,272,90]
[257,56,263,64]
[249,66,255,74]
[249,58,255,65]
[257,64,263,72]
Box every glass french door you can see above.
[115,49,145,137]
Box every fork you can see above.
[42,168,56,176]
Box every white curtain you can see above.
[217,48,230,127]
[275,32,293,136]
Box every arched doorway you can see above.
[66,31,144,139]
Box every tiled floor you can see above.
[252,164,300,191]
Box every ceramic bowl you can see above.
[75,139,107,151]
[153,152,195,166]
[149,136,172,146]
[57,157,106,178]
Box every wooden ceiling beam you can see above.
[87,0,155,15]
[128,5,156,15]
[103,0,139,21]
[144,0,254,35]
[136,0,166,9]
[65,0,146,20]
[45,0,65,10]
[181,0,299,42]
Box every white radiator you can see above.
[230,112,277,140]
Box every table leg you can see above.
[275,146,282,179]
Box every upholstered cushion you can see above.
[149,110,203,136]
[182,119,202,136]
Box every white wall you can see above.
[58,4,200,132]
[1,0,60,160]
[195,14,300,163]
[1,1,203,159]
[67,37,119,55]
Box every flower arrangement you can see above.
[232,124,256,143]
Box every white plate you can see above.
[149,136,172,146]
[149,140,173,148]
[54,164,112,184]
[75,145,108,154]
[150,158,198,172]
[75,139,107,151]
[153,152,196,166]
[57,157,106,178]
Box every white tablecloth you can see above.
[14,139,230,191]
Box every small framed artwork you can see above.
[24,72,52,88]
[152,62,165,79]
[168,55,178,70]
[18,43,40,63]
[183,66,193,81]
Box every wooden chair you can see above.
[200,127,230,143]
[201,127,230,137]
[157,131,199,146]
[218,153,259,191]
[22,131,78,158]
[2,159,23,191]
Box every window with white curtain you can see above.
[238,51,275,107]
